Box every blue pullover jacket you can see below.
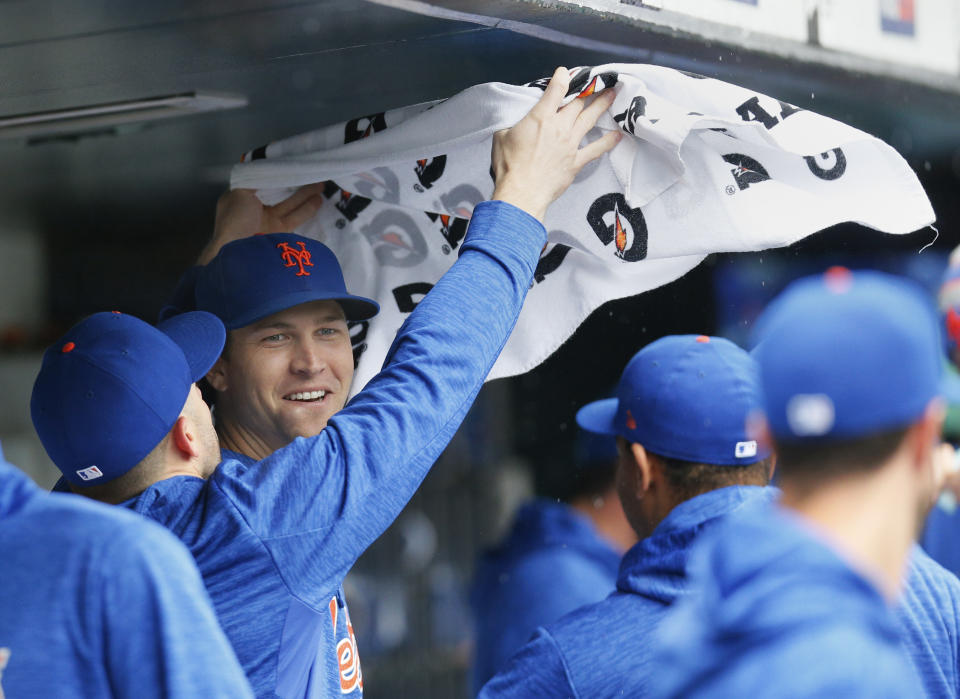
[124,201,546,698]
[470,498,621,693]
[483,488,960,698]
[0,457,252,698]
[651,503,925,698]
[478,486,773,699]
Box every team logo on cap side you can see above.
[76,465,104,481]
[786,394,835,437]
[277,241,314,277]
[735,441,758,458]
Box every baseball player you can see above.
[920,258,960,575]
[469,428,634,694]
[653,269,960,697]
[0,443,253,698]
[478,335,776,698]
[31,67,621,698]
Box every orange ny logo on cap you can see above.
[277,241,313,277]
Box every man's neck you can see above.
[570,492,638,553]
[215,418,277,462]
[779,465,917,601]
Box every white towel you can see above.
[231,63,934,395]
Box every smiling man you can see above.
[35,67,621,698]
[189,234,379,460]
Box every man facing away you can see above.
[0,441,253,698]
[31,68,621,698]
[478,334,775,698]
[470,428,636,693]
[920,257,960,575]
[653,269,960,698]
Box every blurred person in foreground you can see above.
[653,268,960,698]
[478,334,775,698]
[470,427,636,693]
[0,441,252,698]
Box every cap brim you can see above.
[224,290,380,330]
[576,398,620,436]
[157,311,226,382]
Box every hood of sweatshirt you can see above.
[616,485,775,605]
[652,502,916,697]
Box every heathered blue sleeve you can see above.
[217,200,546,605]
[478,627,578,699]
[473,549,616,693]
[101,521,254,698]
[896,546,960,697]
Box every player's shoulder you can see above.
[546,590,660,685]
[908,544,960,598]
[39,491,191,562]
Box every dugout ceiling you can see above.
[0,0,958,324]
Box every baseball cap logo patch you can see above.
[76,465,104,481]
[277,241,313,277]
[786,394,835,437]
[735,440,758,458]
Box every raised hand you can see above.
[197,184,325,264]
[491,67,621,222]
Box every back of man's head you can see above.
[753,267,958,493]
[576,335,772,533]
[30,311,225,502]
[535,427,618,504]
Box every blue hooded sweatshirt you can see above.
[0,457,252,698]
[651,503,925,698]
[895,544,960,697]
[470,498,622,693]
[120,201,546,698]
[478,485,774,699]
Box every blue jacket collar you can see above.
[616,485,776,603]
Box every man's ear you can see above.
[170,416,200,460]
[629,442,655,497]
[205,356,229,392]
[910,398,947,474]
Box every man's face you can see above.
[207,300,354,456]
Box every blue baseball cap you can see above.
[194,233,379,329]
[30,311,225,487]
[576,335,769,466]
[753,267,960,442]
